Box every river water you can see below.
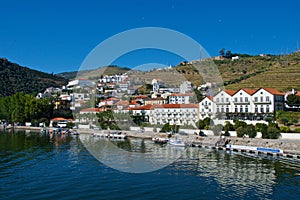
[0,130,300,200]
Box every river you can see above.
[0,130,300,199]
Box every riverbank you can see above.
[3,126,300,158]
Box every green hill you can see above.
[0,58,68,97]
[58,66,131,80]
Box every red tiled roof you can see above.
[130,104,199,110]
[133,95,148,99]
[130,104,155,110]
[106,97,119,101]
[51,117,73,121]
[224,90,237,96]
[116,100,129,106]
[241,88,257,95]
[80,108,100,113]
[263,88,285,95]
[170,93,194,97]
[206,96,213,101]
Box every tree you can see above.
[225,50,232,58]
[224,121,234,132]
[245,124,257,138]
[219,48,225,57]
[279,117,289,125]
[197,119,205,129]
[267,127,281,139]
[233,119,247,130]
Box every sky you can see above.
[0,0,300,73]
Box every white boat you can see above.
[152,137,169,144]
[169,138,186,147]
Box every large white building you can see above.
[199,88,285,120]
[130,104,199,126]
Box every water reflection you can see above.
[0,131,299,199]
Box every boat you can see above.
[169,138,186,147]
[108,131,128,139]
[152,137,169,144]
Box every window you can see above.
[266,105,270,113]
[260,106,264,113]
[245,97,248,102]
[221,98,224,102]
[234,97,238,102]
[226,98,229,102]
[255,105,258,113]
[226,107,229,113]
[216,107,219,112]
[266,96,270,102]
[240,106,243,113]
[209,109,211,112]
[260,97,263,102]
[202,109,204,112]
[216,98,219,102]
[240,97,243,102]
[245,106,248,113]
[221,106,224,112]
[254,97,258,102]
[209,102,211,105]
[235,106,238,113]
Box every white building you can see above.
[67,79,94,89]
[199,96,214,119]
[131,104,199,126]
[180,81,192,94]
[168,93,193,104]
[200,88,285,120]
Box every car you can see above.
[199,131,207,137]
[137,129,144,133]
[178,131,188,135]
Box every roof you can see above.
[116,100,130,106]
[224,90,237,96]
[106,97,119,101]
[206,96,214,101]
[130,104,199,110]
[80,108,100,113]
[51,117,73,121]
[241,88,257,95]
[263,88,285,96]
[170,93,194,97]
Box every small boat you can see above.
[152,137,169,144]
[169,138,186,147]
[108,131,127,139]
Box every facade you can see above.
[130,104,199,126]
[199,96,214,119]
[168,93,193,104]
[201,88,285,120]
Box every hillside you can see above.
[172,52,300,92]
[59,66,131,80]
[0,58,68,97]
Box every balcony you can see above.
[253,100,271,105]
[215,102,230,105]
[233,101,250,105]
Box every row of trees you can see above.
[0,92,74,126]
[0,92,54,125]
[196,117,281,139]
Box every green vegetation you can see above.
[0,58,67,97]
[0,92,54,125]
[160,123,179,133]
[276,111,300,126]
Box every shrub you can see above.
[280,126,291,133]
[267,127,281,139]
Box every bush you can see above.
[267,127,281,139]
[280,126,291,133]
[223,130,230,136]
[236,127,245,137]
[293,128,300,133]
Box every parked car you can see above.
[178,131,188,136]
[199,131,207,137]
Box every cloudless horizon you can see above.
[1,0,300,73]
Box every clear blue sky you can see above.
[0,0,299,73]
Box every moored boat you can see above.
[152,137,169,144]
[169,138,186,147]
